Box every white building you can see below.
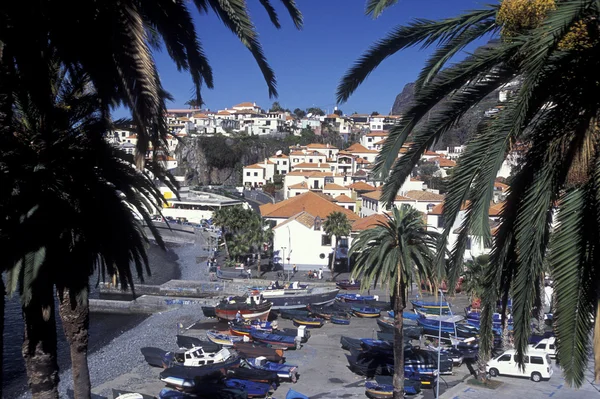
[159,187,247,223]
[242,159,276,187]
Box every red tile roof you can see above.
[346,143,378,154]
[433,157,456,168]
[352,214,388,231]
[260,191,359,220]
[234,102,257,108]
[323,183,347,191]
[293,162,330,169]
[333,194,355,203]
[366,131,389,137]
[347,182,375,191]
[288,182,309,189]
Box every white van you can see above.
[486,349,553,382]
[528,337,556,358]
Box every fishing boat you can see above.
[159,353,241,390]
[279,309,310,320]
[340,336,363,351]
[271,328,311,343]
[141,346,234,369]
[176,335,221,352]
[376,319,423,340]
[234,342,286,363]
[250,330,299,349]
[201,306,217,318]
[416,315,465,334]
[413,306,452,316]
[286,389,310,399]
[335,280,361,290]
[387,311,420,321]
[352,306,381,318]
[113,390,157,399]
[411,299,451,309]
[206,331,246,347]
[226,367,279,387]
[360,339,392,354]
[365,380,420,398]
[292,317,325,328]
[337,293,378,302]
[259,286,339,310]
[331,315,351,325]
[373,376,421,396]
[245,356,299,382]
[228,320,275,337]
[222,379,273,398]
[215,294,272,321]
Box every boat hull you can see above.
[215,306,271,322]
[264,288,339,310]
[292,317,324,328]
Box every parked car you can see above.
[486,349,553,382]
[528,337,556,358]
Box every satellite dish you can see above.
[276,150,282,156]
[307,113,313,118]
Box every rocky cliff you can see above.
[175,135,287,186]
[391,82,501,149]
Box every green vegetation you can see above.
[339,0,600,386]
[350,206,440,398]
[323,212,352,272]
[307,107,325,116]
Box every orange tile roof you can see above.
[489,201,505,216]
[326,113,340,119]
[244,164,265,170]
[333,194,355,203]
[126,135,137,139]
[347,182,375,191]
[433,157,456,168]
[428,201,471,215]
[346,143,378,154]
[361,191,382,201]
[366,131,389,137]
[373,139,387,146]
[293,162,330,169]
[404,190,444,201]
[290,151,305,156]
[352,214,388,231]
[286,115,295,121]
[286,170,312,177]
[270,153,289,159]
[234,102,256,108]
[273,212,317,230]
[288,182,309,189]
[355,158,371,164]
[217,110,232,115]
[260,191,359,220]
[323,183,347,191]
[307,143,337,149]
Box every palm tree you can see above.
[338,0,600,386]
[350,205,439,398]
[323,211,352,274]
[1,65,170,399]
[0,0,303,167]
[246,213,274,275]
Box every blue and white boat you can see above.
[411,299,451,309]
[417,315,465,334]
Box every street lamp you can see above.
[280,246,286,271]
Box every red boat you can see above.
[215,294,272,321]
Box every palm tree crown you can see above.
[338,0,600,386]
[350,205,439,398]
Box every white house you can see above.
[361,131,388,150]
[333,194,358,213]
[360,189,443,217]
[269,153,291,175]
[242,159,276,187]
[346,143,379,163]
[283,171,346,199]
[323,183,352,198]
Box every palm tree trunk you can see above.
[57,286,91,399]
[331,242,338,275]
[392,275,405,399]
[476,350,490,382]
[22,285,59,399]
[0,277,5,398]
[501,306,511,350]
[594,298,600,384]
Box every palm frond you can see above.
[336,6,498,103]
[365,0,398,18]
[277,0,303,29]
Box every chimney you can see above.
[253,102,256,106]
[318,162,321,167]
[327,143,330,148]
[264,158,268,166]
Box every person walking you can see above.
[292,264,297,275]
[246,268,252,280]
[318,267,323,280]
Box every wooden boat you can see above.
[159,354,241,390]
[228,320,275,337]
[234,342,285,363]
[271,328,311,343]
[176,335,221,352]
[337,293,377,302]
[245,357,299,382]
[340,335,363,351]
[292,317,325,328]
[260,286,339,310]
[335,280,361,290]
[286,389,310,399]
[201,306,217,318]
[331,315,350,325]
[352,306,381,318]
[279,309,310,320]
[226,367,279,387]
[411,299,450,309]
[113,389,157,399]
[215,294,272,321]
[250,330,299,349]
[206,330,246,347]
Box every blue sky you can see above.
[146,0,495,115]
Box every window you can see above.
[530,356,544,365]
[246,172,250,176]
[321,235,332,246]
[121,132,126,137]
[283,161,287,165]
[497,354,511,362]
[536,343,546,350]
[349,206,354,212]
[549,344,555,350]
[437,216,445,228]
[296,192,300,196]
[368,138,372,142]
[282,170,287,175]
[309,158,313,163]
[363,157,367,160]
[514,355,529,363]
[254,172,258,177]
